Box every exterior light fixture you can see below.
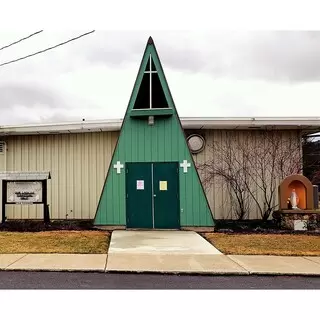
[148,116,154,126]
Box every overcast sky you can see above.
[1,30,320,125]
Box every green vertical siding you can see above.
[94,38,214,227]
[94,115,214,226]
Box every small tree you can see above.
[242,130,302,220]
[198,130,303,220]
[198,134,252,220]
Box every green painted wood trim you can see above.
[130,108,174,117]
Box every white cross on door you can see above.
[113,161,124,174]
[180,160,191,173]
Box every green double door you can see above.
[126,162,180,229]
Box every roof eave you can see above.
[0,117,319,136]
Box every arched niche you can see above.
[279,174,314,210]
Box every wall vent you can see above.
[187,134,205,154]
[0,141,6,154]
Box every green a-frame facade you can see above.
[94,37,214,229]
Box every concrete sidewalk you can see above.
[0,253,319,275]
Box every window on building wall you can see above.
[133,55,169,110]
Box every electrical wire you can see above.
[0,30,43,51]
[0,30,95,68]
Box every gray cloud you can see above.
[69,31,146,67]
[145,31,320,82]
[244,31,320,81]
[81,30,320,82]
[38,111,84,123]
[4,30,320,82]
[1,30,320,127]
[0,83,63,109]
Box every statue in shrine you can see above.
[290,188,299,209]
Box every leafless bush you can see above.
[198,130,303,220]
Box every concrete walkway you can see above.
[106,230,233,274]
[105,230,320,275]
[108,230,222,255]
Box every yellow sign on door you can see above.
[159,181,167,191]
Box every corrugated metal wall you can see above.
[0,141,6,172]
[1,132,118,220]
[0,129,302,220]
[0,141,6,213]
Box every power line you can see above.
[0,30,95,68]
[0,30,43,51]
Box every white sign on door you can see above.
[159,181,168,191]
[136,180,144,190]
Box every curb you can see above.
[0,268,106,273]
[1,268,319,276]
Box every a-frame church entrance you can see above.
[93,37,214,229]
[126,162,180,229]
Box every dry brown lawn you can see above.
[0,231,110,254]
[2,230,319,256]
[203,233,320,256]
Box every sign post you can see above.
[0,172,51,224]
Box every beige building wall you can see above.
[192,129,302,220]
[0,141,7,219]
[0,129,302,221]
[0,132,118,220]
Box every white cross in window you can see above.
[144,54,157,75]
[144,54,157,109]
[180,160,191,173]
[113,161,124,174]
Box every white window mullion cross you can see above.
[144,55,157,74]
[180,160,191,173]
[113,161,124,174]
[149,54,152,108]
[144,55,157,109]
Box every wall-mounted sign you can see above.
[136,180,144,190]
[6,181,43,204]
[159,181,168,191]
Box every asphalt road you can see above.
[0,271,319,289]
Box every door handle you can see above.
[154,194,156,197]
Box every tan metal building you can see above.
[0,117,319,221]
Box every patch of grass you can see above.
[202,233,320,256]
[0,231,110,254]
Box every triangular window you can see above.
[133,55,169,109]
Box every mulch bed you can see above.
[0,220,96,232]
[213,219,320,235]
[1,219,319,235]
